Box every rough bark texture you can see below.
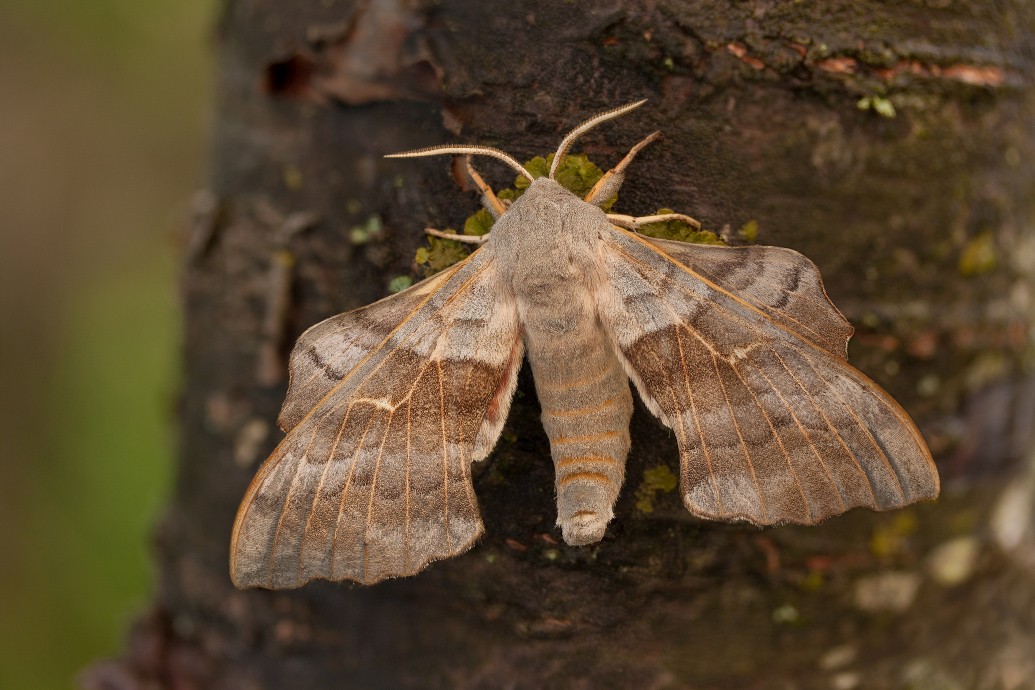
[84,1,1035,689]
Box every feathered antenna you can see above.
[549,100,648,180]
[386,145,533,182]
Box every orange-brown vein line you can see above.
[739,353,830,521]
[770,345,878,508]
[362,409,397,584]
[638,277,723,515]
[405,389,412,574]
[609,269,693,510]
[800,357,907,503]
[764,344,845,512]
[726,357,804,523]
[437,359,451,553]
[707,346,770,522]
[297,403,355,583]
[328,410,377,579]
[267,411,324,587]
[294,261,461,392]
[675,325,724,516]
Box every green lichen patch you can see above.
[506,153,614,210]
[870,511,918,560]
[387,275,412,293]
[958,232,996,275]
[740,220,759,243]
[858,96,896,118]
[415,234,469,274]
[283,164,304,190]
[635,464,679,513]
[639,209,726,245]
[349,215,383,245]
[414,152,620,273]
[464,208,495,236]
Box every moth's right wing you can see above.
[231,247,523,588]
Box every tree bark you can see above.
[84,1,1035,688]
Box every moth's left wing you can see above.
[598,225,938,526]
[231,249,523,587]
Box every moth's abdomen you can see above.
[529,326,633,546]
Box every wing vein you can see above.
[726,360,806,520]
[328,407,378,578]
[797,353,907,502]
[437,360,451,553]
[614,228,843,357]
[763,344,846,511]
[297,404,354,583]
[708,346,769,521]
[405,390,412,574]
[676,325,724,516]
[363,410,397,583]
[771,346,878,507]
[293,266,460,392]
[267,419,323,587]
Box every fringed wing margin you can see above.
[231,248,523,587]
[598,226,939,526]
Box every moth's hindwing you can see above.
[231,247,523,587]
[599,225,938,526]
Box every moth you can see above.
[230,101,939,588]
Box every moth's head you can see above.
[384,100,657,215]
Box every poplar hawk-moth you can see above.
[230,101,939,588]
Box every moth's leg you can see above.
[607,212,703,232]
[465,157,507,219]
[424,227,490,244]
[584,131,661,206]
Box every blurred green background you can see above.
[0,0,216,687]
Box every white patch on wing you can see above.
[726,341,763,365]
[351,396,398,413]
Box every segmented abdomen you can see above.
[529,324,633,545]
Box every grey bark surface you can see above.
[84,1,1035,688]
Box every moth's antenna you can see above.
[386,145,533,182]
[549,100,648,180]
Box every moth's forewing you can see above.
[231,248,523,587]
[277,265,460,432]
[638,237,855,359]
[598,225,938,525]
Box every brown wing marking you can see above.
[599,226,938,526]
[231,250,522,587]
[640,236,853,359]
[277,263,462,432]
